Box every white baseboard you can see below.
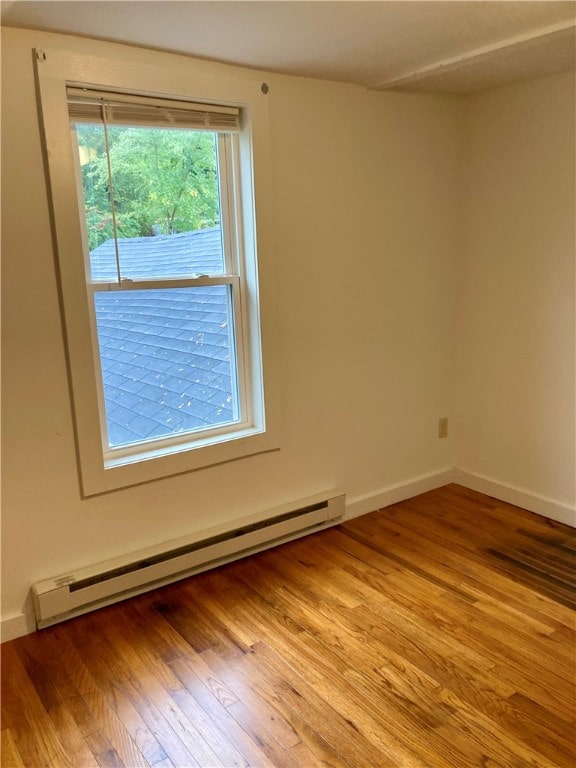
[454,469,576,527]
[1,609,36,643]
[344,468,456,521]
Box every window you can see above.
[70,92,249,458]
[35,49,279,495]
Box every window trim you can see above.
[35,47,280,496]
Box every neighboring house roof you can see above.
[90,228,235,448]
[90,227,224,280]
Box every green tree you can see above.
[75,125,220,250]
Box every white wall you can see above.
[455,71,576,521]
[1,28,460,636]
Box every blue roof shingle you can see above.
[90,227,224,280]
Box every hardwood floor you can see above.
[2,484,575,768]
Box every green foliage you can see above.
[75,124,220,250]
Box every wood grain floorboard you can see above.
[2,484,575,767]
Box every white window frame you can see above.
[35,48,280,496]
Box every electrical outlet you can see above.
[438,417,448,439]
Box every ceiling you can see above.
[2,1,575,93]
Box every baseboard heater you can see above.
[32,489,345,629]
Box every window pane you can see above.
[73,124,115,278]
[94,287,238,449]
[74,124,225,280]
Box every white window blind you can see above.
[66,87,241,131]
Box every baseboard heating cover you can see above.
[32,489,345,629]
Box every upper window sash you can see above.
[70,122,239,284]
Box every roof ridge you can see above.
[111,226,220,245]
